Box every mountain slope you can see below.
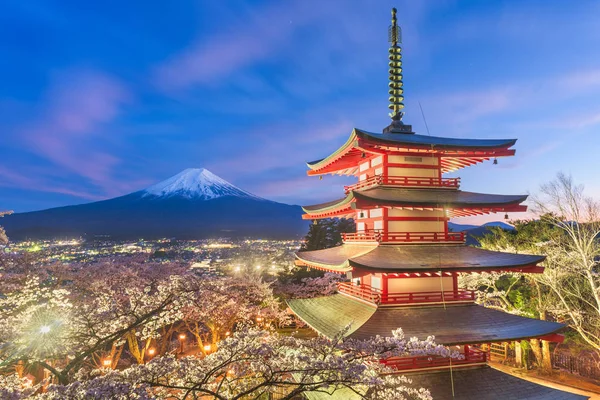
[3,169,307,240]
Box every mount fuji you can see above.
[3,169,308,240]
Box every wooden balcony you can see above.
[381,347,487,372]
[337,282,476,306]
[344,176,460,193]
[342,231,465,244]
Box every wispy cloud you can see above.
[21,69,131,196]
[153,1,335,92]
[0,165,105,201]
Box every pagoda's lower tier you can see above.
[407,366,588,400]
[287,294,563,344]
[295,244,545,274]
[303,366,588,399]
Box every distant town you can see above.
[4,237,301,274]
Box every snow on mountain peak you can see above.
[143,168,261,200]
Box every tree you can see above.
[0,210,12,245]
[300,218,355,252]
[532,173,600,355]
[274,272,346,299]
[32,327,453,400]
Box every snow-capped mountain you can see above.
[3,169,306,240]
[143,168,260,200]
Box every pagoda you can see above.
[289,9,588,399]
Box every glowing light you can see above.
[148,348,156,356]
[225,331,231,336]
[203,344,212,352]
[256,316,263,322]
[179,334,186,340]
[255,265,261,270]
[103,359,112,367]
[234,266,241,272]
[40,326,51,334]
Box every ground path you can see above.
[491,362,600,399]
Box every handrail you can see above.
[345,176,460,193]
[382,347,486,371]
[337,282,476,305]
[342,231,465,244]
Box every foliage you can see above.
[0,210,12,245]
[467,173,600,357]
[25,327,453,400]
[274,272,347,299]
[532,173,600,353]
[300,218,355,251]
[0,256,283,385]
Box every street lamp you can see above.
[178,333,186,354]
[148,348,156,357]
[203,344,212,353]
[103,359,112,368]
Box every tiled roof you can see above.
[288,295,564,345]
[303,367,588,399]
[408,366,588,400]
[295,244,545,273]
[355,129,517,150]
[303,187,527,213]
[287,295,376,339]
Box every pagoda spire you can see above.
[384,8,412,134]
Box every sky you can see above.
[2,0,600,225]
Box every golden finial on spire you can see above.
[388,7,404,124]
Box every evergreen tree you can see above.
[299,218,355,251]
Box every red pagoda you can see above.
[289,8,587,399]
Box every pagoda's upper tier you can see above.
[302,187,528,219]
[307,128,517,175]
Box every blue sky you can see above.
[2,0,600,224]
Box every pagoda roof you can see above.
[295,244,545,273]
[287,294,565,345]
[302,366,588,400]
[302,187,527,219]
[307,128,517,175]
[408,367,588,400]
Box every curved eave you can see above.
[356,129,517,151]
[288,295,566,346]
[295,245,377,273]
[294,244,546,273]
[302,189,529,219]
[306,129,518,176]
[349,302,565,345]
[353,189,528,209]
[301,193,355,220]
[306,130,359,175]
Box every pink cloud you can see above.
[0,166,105,201]
[154,2,336,91]
[22,69,131,196]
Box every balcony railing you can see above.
[336,282,381,303]
[345,176,460,193]
[342,231,465,244]
[337,282,475,306]
[381,347,487,371]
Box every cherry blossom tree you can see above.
[0,210,11,244]
[182,275,287,355]
[31,327,452,400]
[274,272,346,299]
